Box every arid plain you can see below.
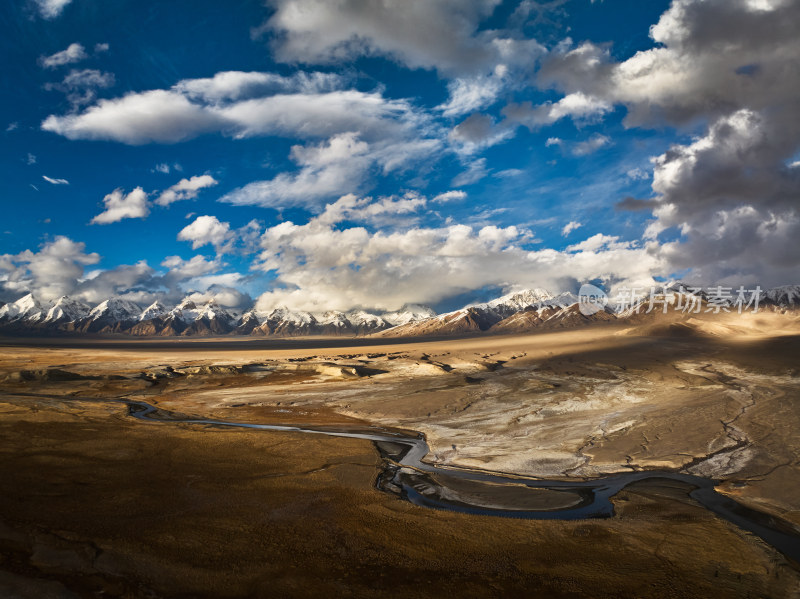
[1,312,800,598]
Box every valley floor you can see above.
[1,321,799,597]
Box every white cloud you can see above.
[261,0,505,74]
[26,153,37,165]
[0,236,99,301]
[33,0,73,19]
[571,133,611,156]
[644,109,800,286]
[60,69,115,89]
[177,215,234,252]
[432,190,467,203]
[503,92,612,129]
[252,197,663,312]
[42,175,69,185]
[155,174,218,206]
[0,237,252,308]
[45,68,116,107]
[494,168,524,178]
[220,132,371,208]
[540,0,800,128]
[314,193,428,228]
[545,137,562,147]
[94,43,109,53]
[40,43,86,68]
[42,89,229,144]
[43,79,425,145]
[438,74,506,117]
[174,70,344,102]
[530,0,800,285]
[567,234,631,253]
[161,254,224,279]
[626,168,650,181]
[41,72,443,205]
[91,187,150,224]
[561,221,582,236]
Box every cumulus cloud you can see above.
[40,43,86,68]
[527,0,800,285]
[42,74,427,145]
[314,193,428,228]
[220,126,441,209]
[220,132,372,208]
[0,236,99,301]
[42,175,69,185]
[646,108,800,286]
[539,0,800,128]
[262,0,502,73]
[41,75,442,204]
[183,284,252,309]
[91,187,150,224]
[42,89,229,144]
[0,236,251,308]
[252,196,663,312]
[161,254,224,279]
[257,1,548,115]
[155,175,218,206]
[177,215,235,253]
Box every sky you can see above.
[1,0,798,313]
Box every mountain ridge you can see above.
[0,285,797,338]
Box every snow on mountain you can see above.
[0,293,48,322]
[195,300,234,322]
[318,310,350,328]
[139,301,168,321]
[382,304,436,326]
[763,285,800,307]
[1,283,799,338]
[268,307,314,325]
[480,288,578,314]
[168,299,200,323]
[44,296,91,323]
[89,298,142,322]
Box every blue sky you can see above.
[2,0,798,312]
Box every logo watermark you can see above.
[578,284,608,316]
[578,285,763,316]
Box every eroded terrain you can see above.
[1,323,799,597]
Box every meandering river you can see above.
[8,392,800,564]
[104,397,799,564]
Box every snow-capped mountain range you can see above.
[0,293,437,337]
[0,285,797,338]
